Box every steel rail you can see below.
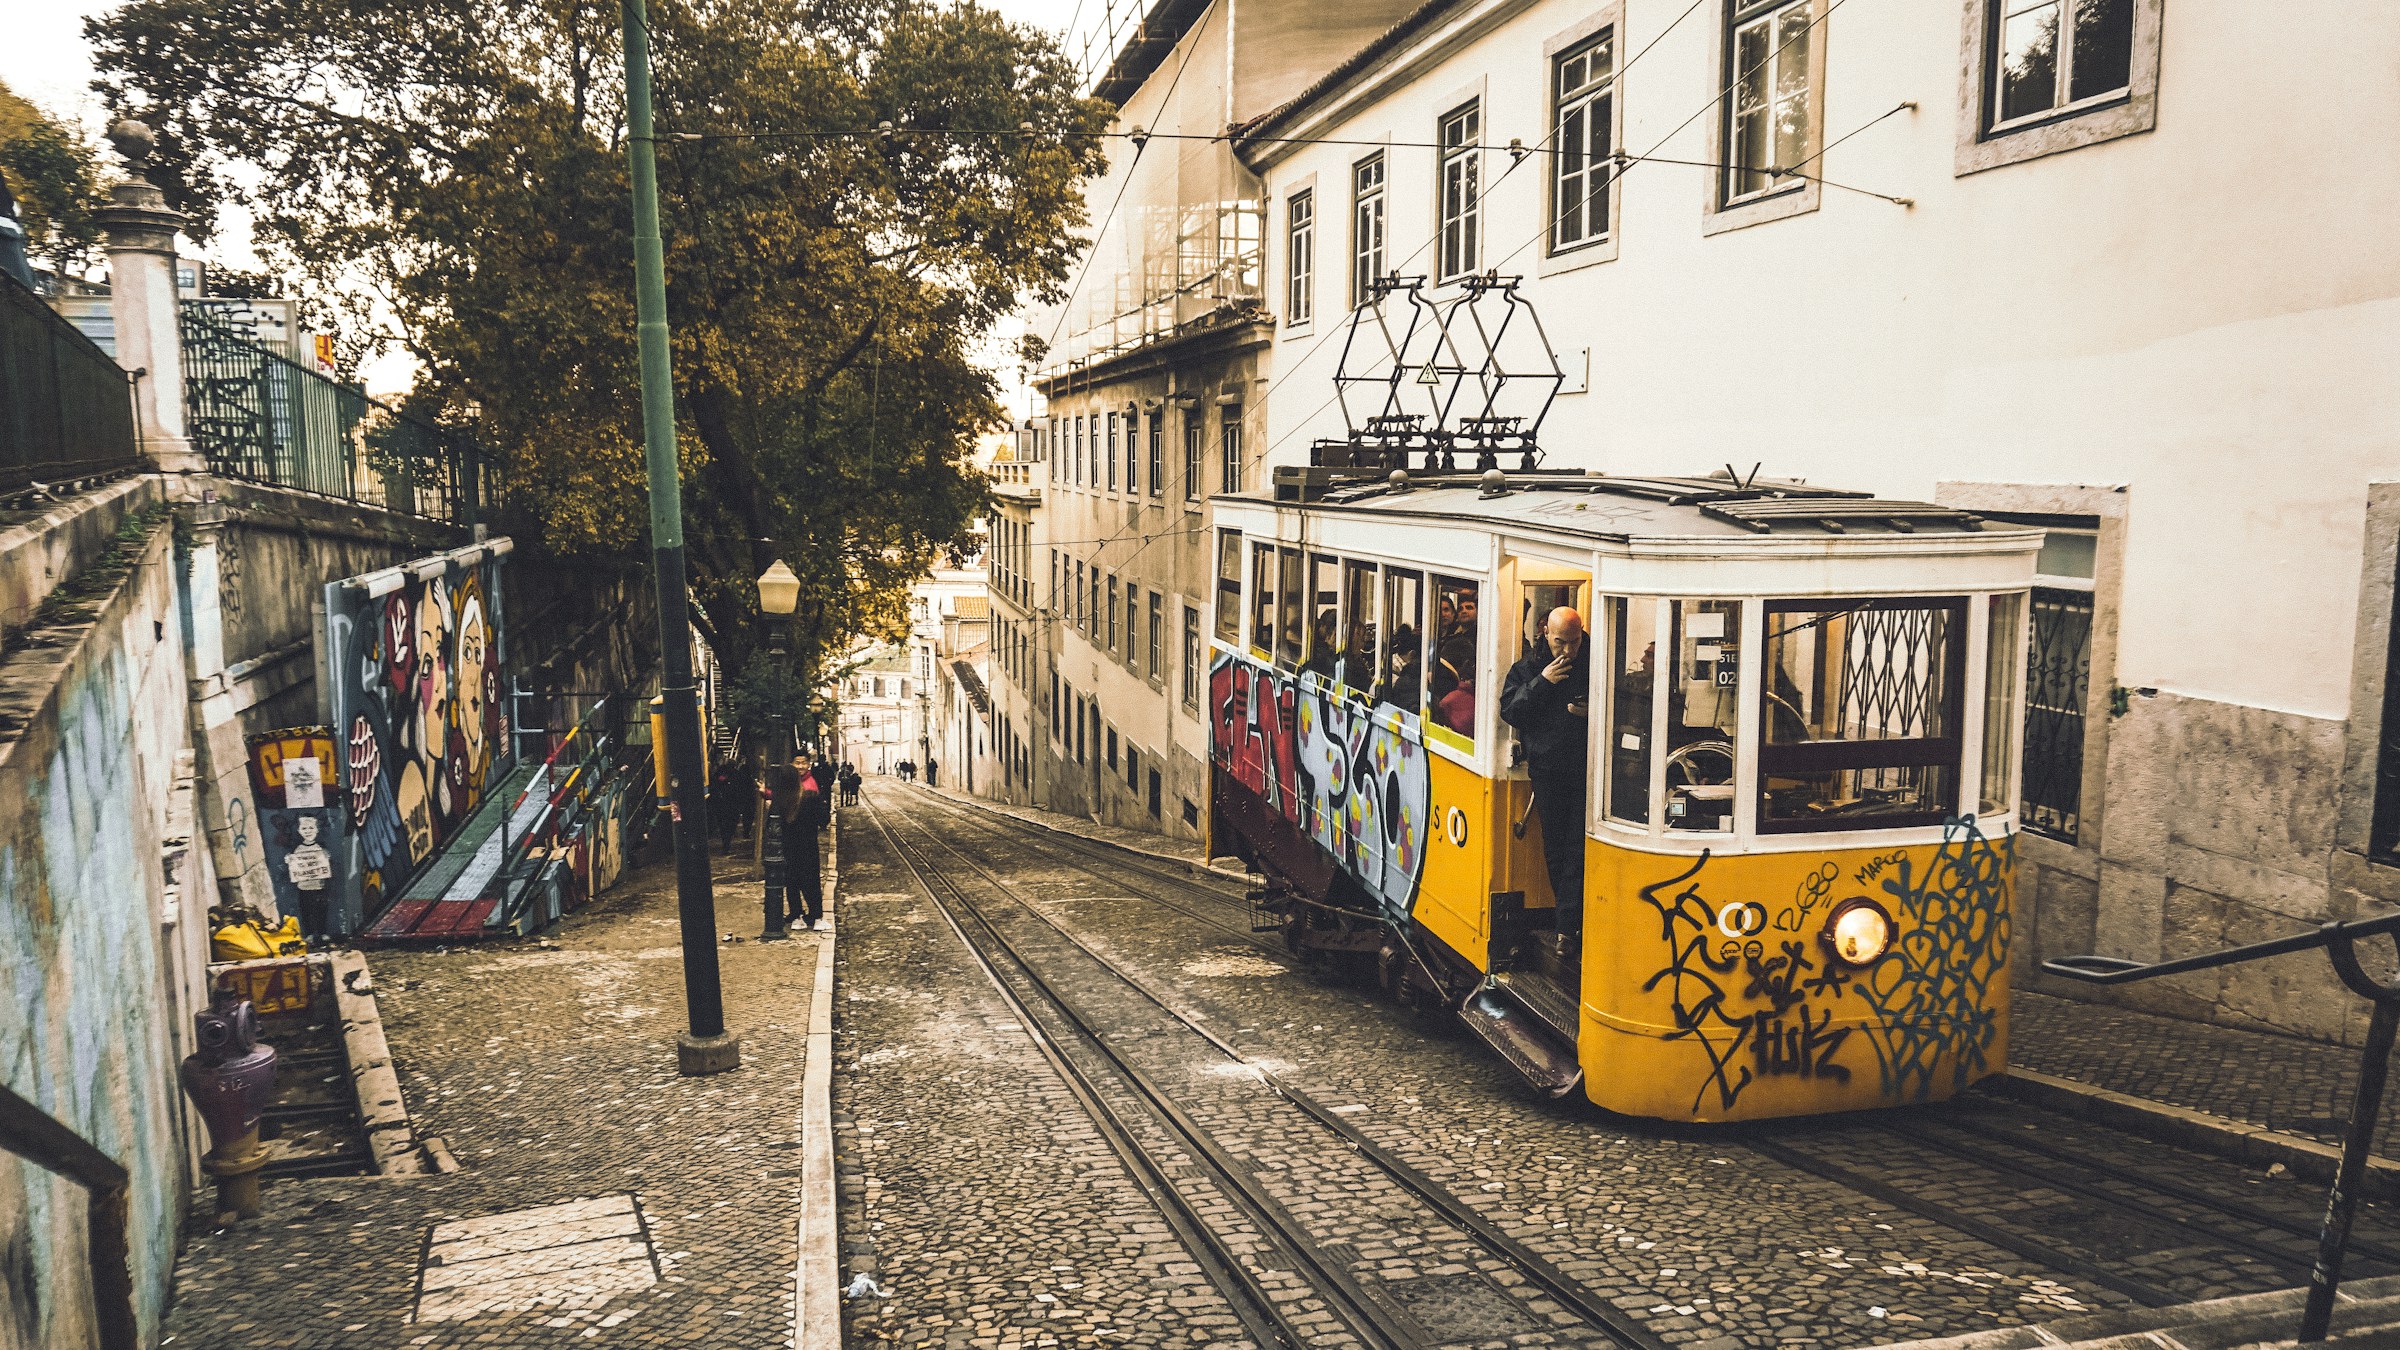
[889,788,1679,1350]
[860,795,1412,1350]
[1741,1134,2183,1308]
[1926,1106,2400,1266]
[1864,1118,2340,1279]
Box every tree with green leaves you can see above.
[91,0,1108,689]
[0,81,106,277]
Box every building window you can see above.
[1437,103,1480,282]
[1074,695,1086,763]
[1148,768,1162,818]
[1105,411,1118,491]
[1148,414,1163,497]
[1148,592,1163,680]
[1184,417,1203,501]
[1106,726,1118,769]
[2021,522,2098,843]
[1126,410,1141,494]
[1552,31,1616,252]
[1126,744,1139,789]
[1989,0,2134,132]
[1183,604,1202,709]
[1722,0,1815,206]
[1352,153,1386,308]
[1072,415,1084,485]
[1220,407,1243,495]
[1286,188,1315,325]
[1107,575,1119,653]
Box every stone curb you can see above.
[794,808,840,1350]
[329,949,433,1177]
[915,783,1252,887]
[1993,1067,2400,1202]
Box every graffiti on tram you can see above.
[1209,650,1430,921]
[1638,818,2012,1114]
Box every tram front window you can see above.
[1760,598,1965,832]
[1667,600,1741,831]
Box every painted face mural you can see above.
[317,556,514,934]
[1210,650,1430,923]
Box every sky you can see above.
[0,0,1101,404]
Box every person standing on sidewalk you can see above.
[925,757,939,788]
[785,758,828,930]
[710,757,740,853]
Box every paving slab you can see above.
[159,828,834,1350]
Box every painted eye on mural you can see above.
[1822,898,1895,968]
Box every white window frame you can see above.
[1436,102,1482,283]
[1721,0,1814,208]
[1550,27,1618,254]
[1286,187,1315,327]
[1985,0,2134,136]
[1351,152,1387,308]
[1702,0,1825,235]
[1955,0,2161,175]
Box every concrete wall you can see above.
[0,511,209,1350]
[1238,0,2400,1042]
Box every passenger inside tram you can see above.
[1377,625,1422,712]
[1303,608,1341,681]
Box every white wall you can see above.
[1252,0,2400,721]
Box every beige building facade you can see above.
[1231,0,2400,1041]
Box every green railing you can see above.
[178,303,490,525]
[0,271,141,496]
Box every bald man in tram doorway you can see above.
[1501,607,1592,962]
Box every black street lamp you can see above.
[758,560,800,941]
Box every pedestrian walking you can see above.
[925,757,939,787]
[1500,607,1591,963]
[709,758,739,853]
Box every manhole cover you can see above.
[413,1193,657,1323]
[1376,1271,1541,1341]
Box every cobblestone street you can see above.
[836,782,2396,1350]
[161,836,831,1349]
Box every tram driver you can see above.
[1501,607,1592,959]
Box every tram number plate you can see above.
[1714,667,1737,687]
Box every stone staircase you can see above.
[1867,1274,2400,1348]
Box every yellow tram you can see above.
[1204,467,2041,1123]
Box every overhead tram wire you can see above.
[1012,0,1790,646]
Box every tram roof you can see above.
[1238,468,2008,543]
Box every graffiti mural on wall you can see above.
[1209,650,1430,922]
[321,553,510,934]
[245,726,341,935]
[1638,817,2013,1115]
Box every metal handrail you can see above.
[491,700,621,922]
[2045,912,2400,1341]
[0,1081,138,1350]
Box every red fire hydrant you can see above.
[179,991,278,1223]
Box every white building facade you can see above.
[1234,0,2400,1040]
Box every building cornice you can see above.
[1033,308,1273,397]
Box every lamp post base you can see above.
[677,1031,742,1076]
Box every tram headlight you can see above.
[1822,898,1894,968]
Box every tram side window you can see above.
[1214,530,1244,645]
[1341,560,1379,692]
[1667,599,1742,832]
[1250,543,1276,656]
[1605,597,1657,826]
[1981,592,2027,817]
[1277,547,1306,668]
[1429,575,1481,742]
[1379,568,1425,715]
[1760,598,1965,832]
[1303,554,1341,680]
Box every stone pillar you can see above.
[93,119,204,476]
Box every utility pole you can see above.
[620,0,738,1075]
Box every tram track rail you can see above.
[860,788,1677,1350]
[890,786,2400,1320]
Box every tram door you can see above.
[1499,560,1592,943]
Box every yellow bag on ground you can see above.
[211,915,308,962]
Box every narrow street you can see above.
[831,784,2400,1349]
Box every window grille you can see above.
[2023,587,2093,843]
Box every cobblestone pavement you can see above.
[833,795,1250,1350]
[161,835,829,1349]
[861,784,2214,1350]
[2012,990,2399,1159]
